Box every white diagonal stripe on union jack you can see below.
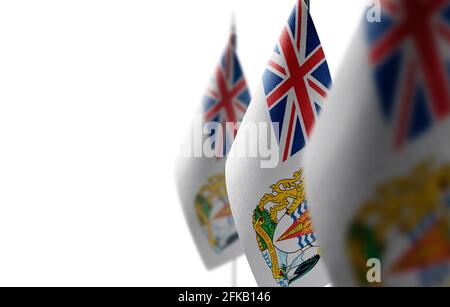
[203,33,251,157]
[262,0,332,162]
[367,0,450,150]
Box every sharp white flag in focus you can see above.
[226,0,332,286]
[304,0,450,286]
[176,29,251,269]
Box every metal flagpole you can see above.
[231,259,237,287]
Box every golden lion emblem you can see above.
[197,174,228,205]
[258,169,306,223]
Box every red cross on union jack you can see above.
[368,0,450,149]
[203,33,251,157]
[262,0,332,162]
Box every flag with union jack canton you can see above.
[203,32,251,157]
[302,0,450,287]
[367,0,450,150]
[225,0,332,287]
[176,29,250,270]
[262,0,332,162]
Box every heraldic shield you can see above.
[195,173,239,253]
[253,169,321,287]
[348,160,450,286]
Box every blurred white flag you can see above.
[226,0,332,286]
[176,29,251,269]
[305,0,450,286]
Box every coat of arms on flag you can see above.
[262,0,331,162]
[253,169,320,287]
[176,24,249,268]
[367,0,450,150]
[301,0,450,287]
[345,0,450,286]
[347,160,450,286]
[192,29,249,254]
[243,0,330,286]
[195,173,238,253]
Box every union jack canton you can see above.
[262,0,332,162]
[203,33,251,157]
[367,0,450,150]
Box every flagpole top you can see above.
[231,12,236,33]
[230,12,237,49]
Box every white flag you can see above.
[304,1,450,286]
[176,29,251,269]
[226,0,332,286]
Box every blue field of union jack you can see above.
[367,0,450,149]
[262,0,332,162]
[203,33,251,157]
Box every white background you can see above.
[0,0,368,286]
